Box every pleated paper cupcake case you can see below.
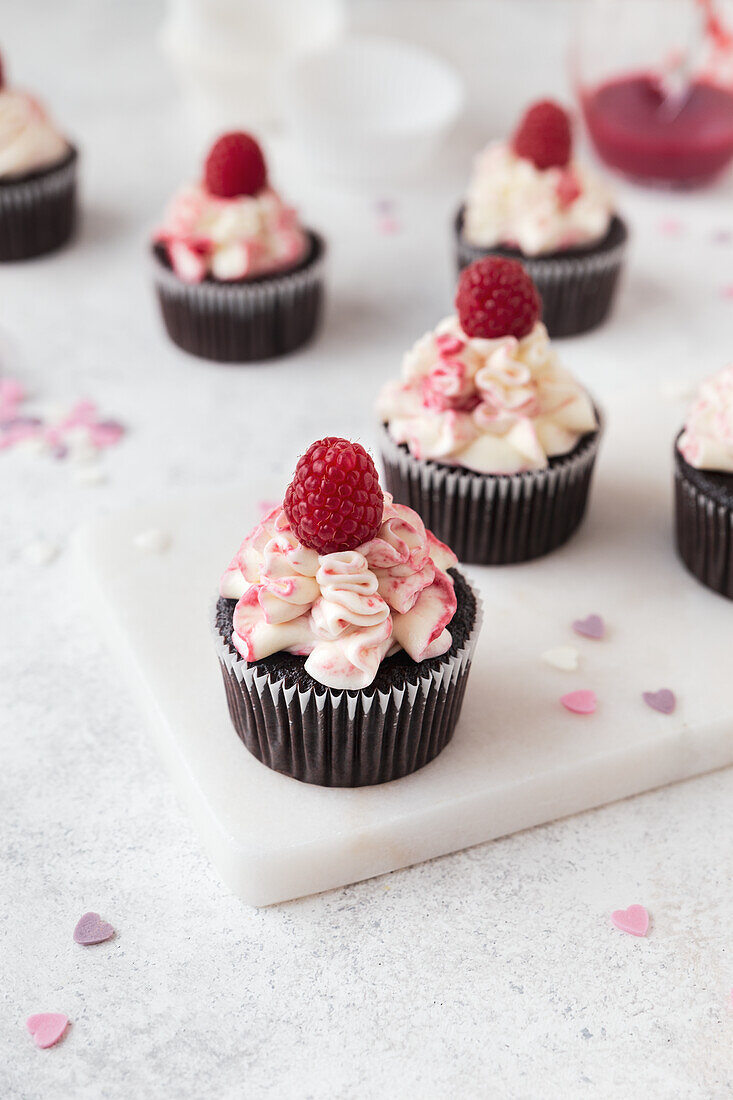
[380,421,602,564]
[152,230,326,363]
[675,462,733,600]
[216,581,482,787]
[0,148,78,261]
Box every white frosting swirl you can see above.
[678,365,733,473]
[0,90,69,179]
[463,142,613,257]
[220,497,459,691]
[377,317,597,474]
[155,184,308,284]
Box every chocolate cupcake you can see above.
[152,131,325,363]
[215,437,481,787]
[378,257,602,564]
[675,366,733,599]
[0,53,78,261]
[455,100,628,337]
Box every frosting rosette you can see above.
[463,142,613,257]
[678,365,733,473]
[220,497,459,691]
[155,184,308,284]
[377,316,598,474]
[0,89,69,179]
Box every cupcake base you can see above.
[674,439,733,600]
[380,420,601,565]
[215,569,480,787]
[152,231,326,363]
[0,147,78,262]
[454,210,628,338]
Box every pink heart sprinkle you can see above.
[561,689,597,715]
[26,1013,69,1049]
[73,911,115,946]
[659,218,683,236]
[643,689,676,715]
[572,614,605,640]
[722,284,733,301]
[611,904,649,937]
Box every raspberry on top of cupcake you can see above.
[463,100,614,256]
[378,257,598,474]
[678,365,733,472]
[0,51,70,179]
[154,131,308,284]
[219,438,459,691]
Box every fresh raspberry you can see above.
[512,100,572,171]
[204,132,267,198]
[284,438,384,555]
[455,257,541,340]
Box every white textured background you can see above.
[2,2,733,1097]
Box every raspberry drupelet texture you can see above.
[512,100,572,171]
[204,132,268,198]
[284,438,384,555]
[455,256,542,340]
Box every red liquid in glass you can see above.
[582,73,733,186]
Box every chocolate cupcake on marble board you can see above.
[215,437,481,787]
[0,50,78,261]
[455,99,628,337]
[675,365,733,599]
[378,257,601,565]
[152,131,325,363]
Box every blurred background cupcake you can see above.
[152,130,326,363]
[675,365,733,600]
[378,257,601,564]
[455,99,628,337]
[0,50,78,262]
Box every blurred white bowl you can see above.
[281,35,465,184]
[160,0,345,136]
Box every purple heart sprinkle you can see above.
[73,911,115,945]
[643,689,676,715]
[572,614,605,640]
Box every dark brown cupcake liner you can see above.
[454,208,628,338]
[215,575,481,787]
[674,439,733,600]
[0,146,78,261]
[152,230,326,363]
[380,417,602,565]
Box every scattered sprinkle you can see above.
[73,911,115,946]
[712,229,732,244]
[74,465,107,486]
[133,529,171,554]
[722,284,733,301]
[611,904,649,938]
[642,689,676,714]
[22,539,60,567]
[26,1013,69,1049]
[0,380,125,468]
[658,218,683,236]
[572,614,605,640]
[659,378,696,402]
[378,216,401,236]
[541,645,579,672]
[561,689,597,715]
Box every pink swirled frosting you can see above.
[463,142,613,256]
[377,316,597,474]
[220,496,459,691]
[154,184,308,284]
[678,364,733,473]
